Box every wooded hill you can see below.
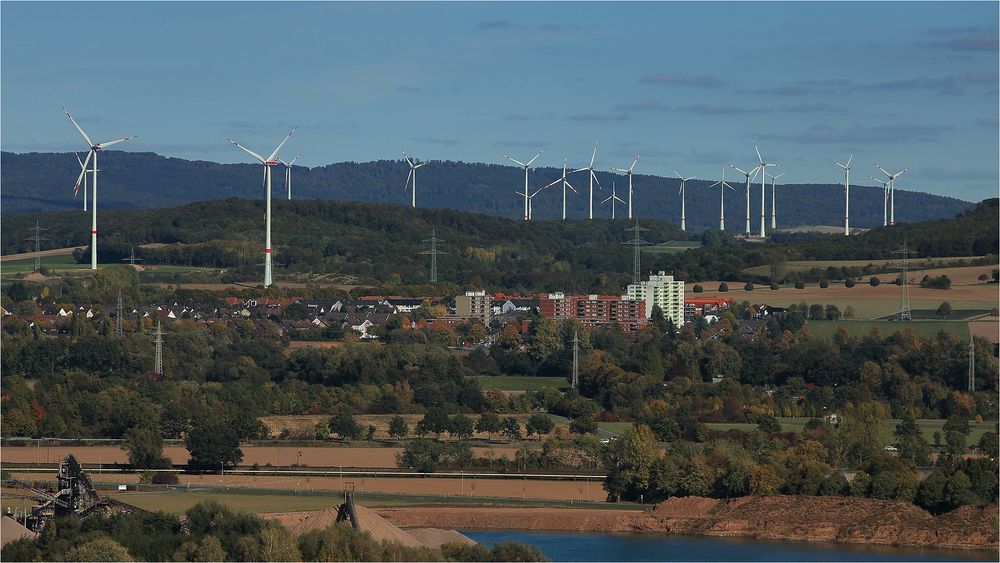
[2,197,995,291]
[1,150,973,230]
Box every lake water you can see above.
[462,530,997,562]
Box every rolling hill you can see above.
[0,151,973,230]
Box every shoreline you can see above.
[375,496,1000,553]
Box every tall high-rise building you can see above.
[455,290,491,324]
[627,271,685,326]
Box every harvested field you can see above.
[378,506,635,533]
[689,267,997,319]
[0,246,83,262]
[0,444,522,468]
[264,414,565,442]
[969,316,999,344]
[7,471,607,502]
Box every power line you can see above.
[420,229,446,283]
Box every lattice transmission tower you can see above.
[891,244,917,321]
[25,221,48,273]
[968,339,976,393]
[153,320,165,376]
[571,331,580,389]
[420,229,446,283]
[116,288,124,335]
[623,223,651,285]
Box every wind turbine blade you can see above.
[526,150,544,166]
[591,171,603,189]
[96,135,137,149]
[875,164,891,178]
[72,150,93,197]
[723,182,734,190]
[707,180,722,189]
[629,155,639,172]
[62,106,93,146]
[404,169,413,191]
[571,167,589,174]
[672,169,681,178]
[601,195,613,204]
[506,156,527,167]
[266,127,297,162]
[614,195,626,204]
[228,139,267,163]
[590,143,597,167]
[894,168,908,178]
[753,141,763,164]
[403,151,414,166]
[289,155,299,166]
[415,163,427,169]
[846,152,854,167]
[565,180,577,193]
[542,178,561,190]
[75,152,84,168]
[729,164,747,175]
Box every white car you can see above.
[884,445,899,452]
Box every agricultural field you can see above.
[0,254,93,274]
[705,417,993,447]
[646,241,701,254]
[474,375,569,393]
[689,265,998,319]
[805,319,970,340]
[742,256,981,277]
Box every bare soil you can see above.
[969,316,999,344]
[0,247,82,262]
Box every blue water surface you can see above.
[462,529,997,562]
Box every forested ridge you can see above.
[1,150,972,229]
[1,198,996,290]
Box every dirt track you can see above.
[0,445,521,468]
[8,471,606,502]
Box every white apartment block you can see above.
[627,271,685,326]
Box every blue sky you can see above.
[2,1,997,201]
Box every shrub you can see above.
[794,281,805,289]
[845,279,855,288]
[692,284,703,293]
[152,472,179,485]
[869,277,880,287]
[770,283,779,290]
[718,283,729,292]
[744,282,754,291]
[819,280,829,289]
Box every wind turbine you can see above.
[402,151,427,208]
[579,143,602,219]
[601,181,626,220]
[228,127,296,288]
[765,171,785,230]
[875,164,907,225]
[834,153,854,236]
[540,159,579,220]
[611,155,639,220]
[729,163,760,235]
[63,107,137,270]
[706,168,735,231]
[515,183,554,220]
[74,153,92,211]
[279,155,299,200]
[505,150,544,221]
[869,175,891,226]
[673,170,695,231]
[752,140,779,238]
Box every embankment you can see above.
[377,496,999,552]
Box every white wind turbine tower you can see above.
[579,143,602,219]
[875,164,907,226]
[63,107,137,270]
[869,175,891,226]
[280,155,299,200]
[834,153,854,236]
[706,168,735,231]
[403,151,427,208]
[228,128,296,288]
[729,163,760,235]
[752,140,779,238]
[540,159,579,220]
[74,153,92,211]
[673,170,695,231]
[612,155,639,220]
[505,150,544,220]
[601,181,626,220]
[765,171,785,230]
